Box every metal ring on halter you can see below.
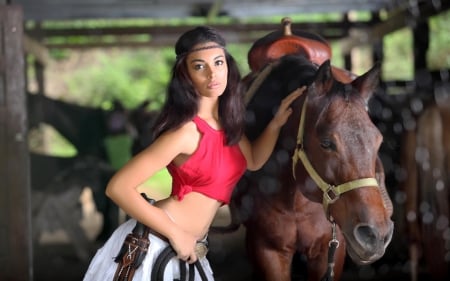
[328,238,340,248]
[328,220,340,248]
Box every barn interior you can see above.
[1,0,450,280]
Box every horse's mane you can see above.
[245,55,317,140]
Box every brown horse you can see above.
[229,54,394,281]
[400,93,450,281]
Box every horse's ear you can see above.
[351,62,381,102]
[312,60,334,96]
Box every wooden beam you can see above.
[39,30,347,49]
[26,21,356,49]
[338,0,450,54]
[14,0,393,21]
[27,21,357,38]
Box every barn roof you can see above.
[13,0,401,21]
[10,0,450,61]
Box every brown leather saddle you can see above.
[247,17,355,83]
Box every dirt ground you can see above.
[32,188,427,281]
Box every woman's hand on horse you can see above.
[271,86,306,128]
[169,228,198,264]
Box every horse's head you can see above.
[103,99,158,167]
[127,100,159,155]
[286,59,394,265]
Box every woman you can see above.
[84,26,304,280]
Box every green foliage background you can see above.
[66,48,173,110]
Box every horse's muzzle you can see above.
[346,220,394,265]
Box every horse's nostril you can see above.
[354,224,378,251]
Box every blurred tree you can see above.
[66,48,172,111]
[428,10,450,70]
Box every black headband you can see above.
[176,44,225,60]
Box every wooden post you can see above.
[23,21,48,93]
[0,4,33,281]
[342,13,353,72]
[34,59,45,94]
[413,20,429,72]
[344,53,352,73]
[372,40,384,89]
[413,20,431,91]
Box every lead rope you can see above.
[321,217,340,281]
[151,245,208,281]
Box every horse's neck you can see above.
[42,97,106,155]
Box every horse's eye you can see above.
[320,139,335,150]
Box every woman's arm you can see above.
[105,121,201,262]
[240,87,305,171]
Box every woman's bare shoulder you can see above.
[163,120,198,139]
[156,120,200,155]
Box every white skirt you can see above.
[83,219,214,280]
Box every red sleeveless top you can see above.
[167,116,247,204]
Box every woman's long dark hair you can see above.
[152,26,245,145]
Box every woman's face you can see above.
[186,43,228,98]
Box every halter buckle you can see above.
[325,185,340,204]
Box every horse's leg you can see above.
[98,196,119,240]
[92,169,119,241]
[442,105,450,267]
[401,127,420,281]
[438,103,450,279]
[418,106,449,280]
[246,231,293,281]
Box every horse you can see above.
[126,99,160,155]
[399,87,450,281]
[27,93,133,241]
[229,54,394,281]
[27,93,132,157]
[368,79,450,280]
